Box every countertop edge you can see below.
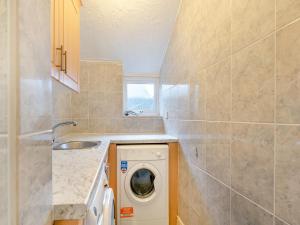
[109,139,178,144]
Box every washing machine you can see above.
[86,165,115,225]
[117,144,169,225]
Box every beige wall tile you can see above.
[18,132,52,225]
[153,118,165,133]
[195,0,231,69]
[52,80,74,138]
[275,125,300,225]
[79,61,90,91]
[203,176,230,225]
[181,121,206,170]
[277,0,300,28]
[187,165,230,225]
[231,0,275,51]
[231,123,274,211]
[88,91,105,119]
[0,74,7,133]
[275,218,288,225]
[205,176,230,225]
[231,192,273,225]
[88,118,107,133]
[206,59,231,121]
[178,148,191,203]
[0,118,7,134]
[0,137,8,225]
[89,62,123,92]
[19,79,53,133]
[178,153,193,225]
[172,84,190,120]
[276,20,300,124]
[232,35,275,123]
[18,0,52,134]
[189,165,207,216]
[205,122,231,185]
[189,208,203,225]
[275,218,290,225]
[168,85,186,120]
[189,70,206,120]
[178,198,190,225]
[52,80,72,120]
[71,91,88,119]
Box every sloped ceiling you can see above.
[80,0,181,75]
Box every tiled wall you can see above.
[53,60,164,134]
[0,0,8,224]
[52,80,74,136]
[18,0,53,224]
[160,1,300,225]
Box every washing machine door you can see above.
[103,187,115,225]
[97,215,103,225]
[125,163,161,204]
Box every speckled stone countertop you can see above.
[52,133,178,220]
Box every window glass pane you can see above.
[126,83,155,112]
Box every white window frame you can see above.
[123,75,160,117]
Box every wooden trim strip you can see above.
[108,144,118,224]
[54,220,83,225]
[169,143,179,225]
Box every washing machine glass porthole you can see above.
[130,168,155,198]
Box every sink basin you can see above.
[53,141,101,150]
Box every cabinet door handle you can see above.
[55,45,63,71]
[63,50,67,73]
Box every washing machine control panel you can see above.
[119,146,168,161]
[156,151,162,158]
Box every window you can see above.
[124,76,159,116]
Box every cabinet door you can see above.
[62,0,80,91]
[51,0,64,80]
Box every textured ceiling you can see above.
[80,0,181,75]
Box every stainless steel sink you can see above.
[53,141,101,150]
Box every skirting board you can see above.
[177,216,184,225]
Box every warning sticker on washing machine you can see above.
[120,207,134,218]
[121,161,128,173]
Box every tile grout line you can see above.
[165,118,300,126]
[87,67,90,132]
[273,1,277,224]
[18,129,52,139]
[275,216,291,225]
[193,165,271,212]
[229,0,233,223]
[191,154,293,225]
[190,146,293,225]
[231,31,276,55]
[193,164,292,225]
[276,15,300,32]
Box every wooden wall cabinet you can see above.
[51,0,82,92]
